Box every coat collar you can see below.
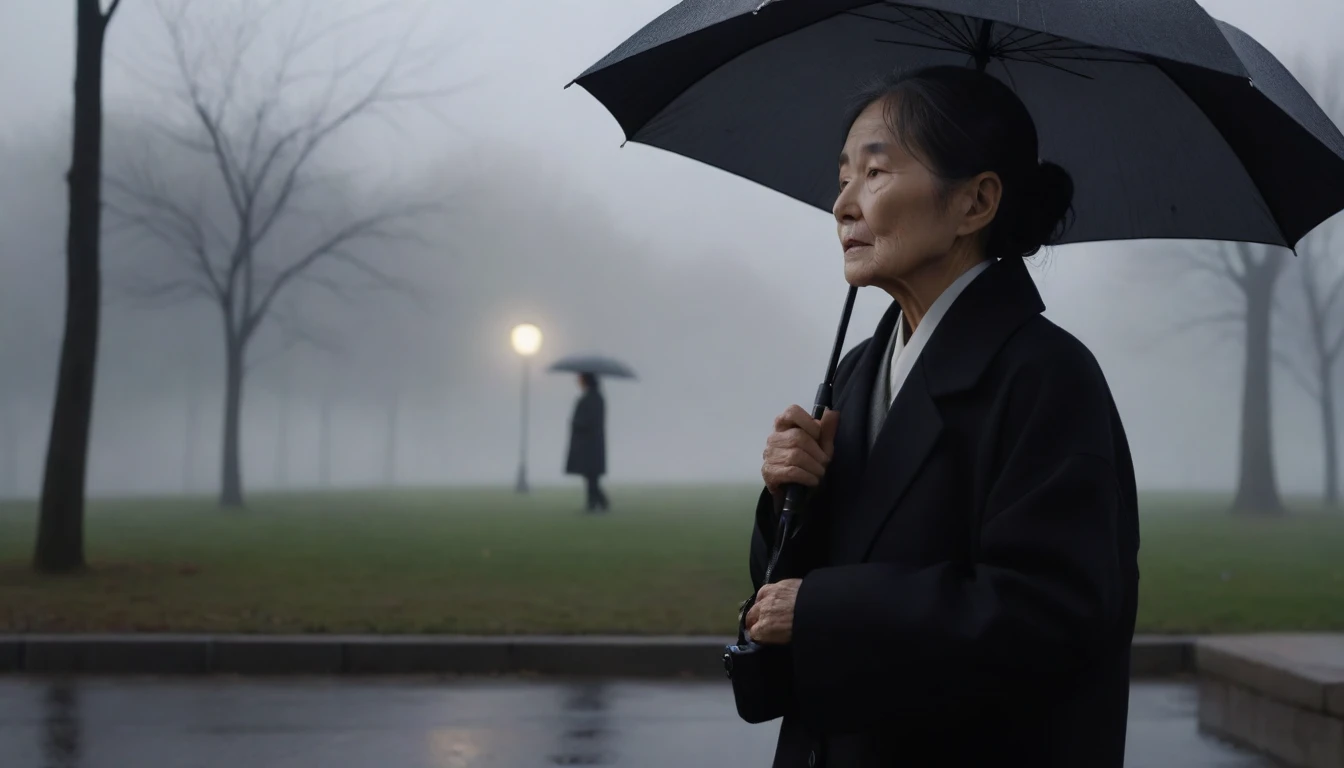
[919,254,1046,396]
[829,255,1047,563]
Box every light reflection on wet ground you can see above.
[0,678,1268,767]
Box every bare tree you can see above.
[35,0,125,572]
[1174,242,1289,515]
[318,386,333,489]
[383,390,400,487]
[104,0,443,507]
[1277,223,1344,506]
[2,397,18,500]
[1274,61,1344,507]
[274,360,290,490]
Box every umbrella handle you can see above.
[771,286,858,578]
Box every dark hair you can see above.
[580,372,599,390]
[845,66,1074,260]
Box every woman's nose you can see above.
[833,189,859,223]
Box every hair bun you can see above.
[1022,160,1075,256]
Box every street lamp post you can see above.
[510,323,542,493]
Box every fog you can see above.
[2,0,1343,497]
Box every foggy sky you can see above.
[2,0,1343,498]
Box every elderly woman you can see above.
[740,66,1140,767]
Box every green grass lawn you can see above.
[0,486,1340,635]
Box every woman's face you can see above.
[834,99,968,290]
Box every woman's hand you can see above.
[745,578,802,644]
[762,405,839,496]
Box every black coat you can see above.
[565,388,606,477]
[745,256,1140,768]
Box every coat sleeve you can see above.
[733,341,872,722]
[747,338,872,595]
[571,394,599,433]
[788,344,1128,734]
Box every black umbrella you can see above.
[573,0,1344,250]
[548,354,637,380]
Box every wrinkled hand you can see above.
[745,578,801,645]
[761,406,839,498]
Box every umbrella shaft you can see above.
[777,286,859,536]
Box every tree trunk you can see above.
[319,390,332,488]
[1232,278,1284,515]
[35,0,111,572]
[218,335,246,508]
[2,399,17,499]
[384,394,398,487]
[1322,364,1339,508]
[275,372,288,490]
[183,366,200,494]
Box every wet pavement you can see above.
[0,678,1268,767]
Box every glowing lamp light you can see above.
[511,323,542,357]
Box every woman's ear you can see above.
[956,172,1002,237]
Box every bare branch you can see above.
[328,248,421,297]
[109,273,217,310]
[1170,310,1246,336]
[1174,242,1250,294]
[1275,348,1322,402]
[242,204,429,339]
[245,304,344,372]
[158,1,249,218]
[104,169,228,299]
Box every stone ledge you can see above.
[0,638,22,672]
[1196,634,1344,768]
[1199,676,1344,768]
[0,634,1192,678]
[1131,635,1194,677]
[1196,634,1344,715]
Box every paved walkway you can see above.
[0,678,1267,767]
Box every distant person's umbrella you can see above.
[548,354,637,380]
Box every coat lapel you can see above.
[832,256,1047,564]
[837,359,943,563]
[828,304,901,497]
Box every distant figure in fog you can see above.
[566,373,608,511]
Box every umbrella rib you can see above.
[993,26,1035,51]
[856,8,967,50]
[924,9,977,49]
[1000,50,1096,79]
[895,12,965,49]
[1000,31,1061,54]
[955,13,981,50]
[1034,54,1151,65]
[1012,40,1128,56]
[875,38,971,56]
[930,10,977,49]
[992,56,1023,93]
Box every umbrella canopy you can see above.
[548,354,638,379]
[573,0,1344,249]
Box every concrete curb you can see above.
[0,635,1195,678]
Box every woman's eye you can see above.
[867,168,882,178]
